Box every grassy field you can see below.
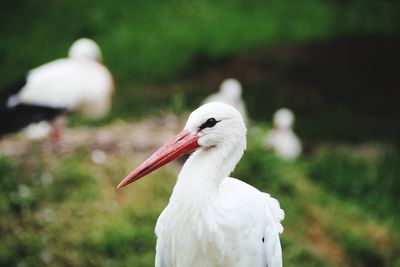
[3,0,400,146]
[0,123,399,267]
[1,0,399,96]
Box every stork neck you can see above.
[172,138,245,201]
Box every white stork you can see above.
[0,38,114,139]
[118,102,284,267]
[264,108,302,160]
[203,78,248,125]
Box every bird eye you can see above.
[199,118,218,130]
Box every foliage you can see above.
[1,0,399,85]
[1,1,399,146]
[308,145,400,222]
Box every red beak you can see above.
[117,130,199,189]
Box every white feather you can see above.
[155,103,283,267]
[23,121,52,140]
[264,108,302,160]
[10,38,113,119]
[68,38,102,61]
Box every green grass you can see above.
[2,1,400,148]
[308,145,400,222]
[1,1,400,118]
[1,129,399,266]
[3,1,399,79]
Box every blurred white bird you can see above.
[118,102,284,267]
[22,121,53,140]
[0,38,115,139]
[264,108,302,160]
[203,78,248,124]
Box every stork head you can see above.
[68,38,102,62]
[117,102,246,189]
[185,102,246,148]
[219,78,242,99]
[273,108,295,129]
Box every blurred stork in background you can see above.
[203,78,248,124]
[264,108,302,160]
[118,102,284,267]
[0,38,115,141]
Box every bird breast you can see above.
[155,185,266,267]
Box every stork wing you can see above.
[220,177,284,267]
[263,192,284,267]
[16,59,112,112]
[154,177,284,267]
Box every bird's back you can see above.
[0,58,113,136]
[18,59,113,113]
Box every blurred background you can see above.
[1,0,399,266]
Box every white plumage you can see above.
[118,102,284,267]
[203,79,248,124]
[68,38,103,61]
[264,108,302,160]
[23,121,52,140]
[11,38,114,118]
[1,38,114,138]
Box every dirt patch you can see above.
[0,113,185,159]
[306,220,348,266]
